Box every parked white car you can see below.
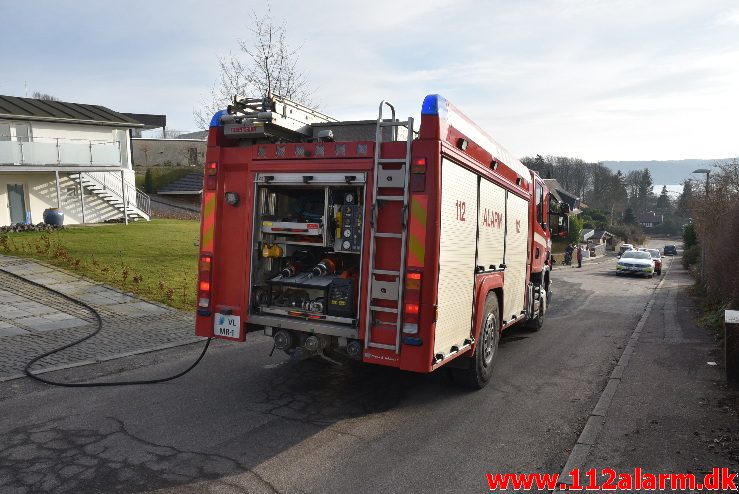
[616,250,655,278]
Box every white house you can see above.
[0,95,151,226]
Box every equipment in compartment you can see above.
[254,184,364,324]
[312,256,342,277]
[327,278,354,317]
[261,243,283,258]
[333,192,363,252]
[261,221,322,236]
[280,262,303,277]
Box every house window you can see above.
[0,123,10,141]
[14,123,31,142]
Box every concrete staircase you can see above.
[73,171,151,221]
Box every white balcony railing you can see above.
[0,138,122,166]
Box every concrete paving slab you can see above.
[74,293,119,305]
[41,312,77,321]
[0,263,54,275]
[0,325,29,336]
[2,309,32,320]
[12,301,58,316]
[0,291,26,303]
[105,305,151,317]
[0,305,21,317]
[125,301,170,314]
[87,287,127,298]
[22,275,63,285]
[13,315,55,329]
[101,292,138,303]
[32,318,89,332]
[51,281,96,295]
[42,273,79,285]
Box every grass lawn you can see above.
[0,220,200,310]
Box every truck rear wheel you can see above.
[527,283,546,331]
[449,293,500,389]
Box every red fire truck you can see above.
[195,93,569,388]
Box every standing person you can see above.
[565,243,574,265]
[576,244,583,268]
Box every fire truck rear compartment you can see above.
[248,175,366,358]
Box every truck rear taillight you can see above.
[205,161,218,190]
[403,271,422,334]
[197,254,212,309]
[411,158,426,192]
[404,303,419,315]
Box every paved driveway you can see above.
[0,256,200,381]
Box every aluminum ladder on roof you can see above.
[364,101,414,353]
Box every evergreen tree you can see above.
[655,185,671,212]
[623,207,636,224]
[676,179,694,219]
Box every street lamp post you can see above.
[693,168,710,196]
[693,168,711,284]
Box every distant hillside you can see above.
[601,158,734,185]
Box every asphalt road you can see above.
[0,241,692,493]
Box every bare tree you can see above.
[32,91,60,101]
[194,6,313,128]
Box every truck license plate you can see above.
[214,314,241,339]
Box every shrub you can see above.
[683,245,700,268]
[683,223,698,248]
[144,168,154,193]
[567,214,584,245]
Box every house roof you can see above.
[542,178,585,212]
[176,130,208,140]
[637,212,663,223]
[0,95,144,127]
[157,172,203,195]
[592,230,614,239]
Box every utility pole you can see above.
[693,168,710,285]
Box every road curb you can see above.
[555,256,672,490]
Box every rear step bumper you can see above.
[248,314,358,339]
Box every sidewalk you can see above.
[562,256,739,486]
[551,251,616,271]
[0,255,200,382]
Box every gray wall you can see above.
[132,138,206,168]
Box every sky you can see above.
[2,0,738,162]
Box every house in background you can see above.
[638,211,663,228]
[542,178,586,214]
[0,95,153,226]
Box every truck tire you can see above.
[450,293,500,389]
[527,284,546,331]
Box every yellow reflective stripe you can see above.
[408,234,425,265]
[203,194,216,218]
[201,193,216,251]
[408,196,427,266]
[411,196,427,224]
[202,225,214,251]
